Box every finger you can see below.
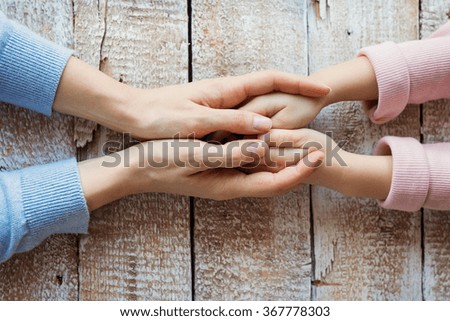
[239,93,285,118]
[268,147,310,167]
[243,147,310,170]
[206,70,331,108]
[258,129,324,149]
[204,108,273,135]
[195,139,267,171]
[235,71,331,99]
[227,150,325,198]
[240,163,284,174]
[240,94,315,129]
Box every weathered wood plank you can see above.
[0,0,78,300]
[192,0,312,300]
[420,0,450,301]
[74,0,192,300]
[309,0,422,300]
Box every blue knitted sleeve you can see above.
[0,11,73,115]
[0,159,90,263]
[0,12,90,263]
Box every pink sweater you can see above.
[358,23,450,212]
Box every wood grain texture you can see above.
[72,0,104,148]
[73,0,192,300]
[309,0,422,300]
[192,0,312,300]
[2,0,448,301]
[420,0,450,300]
[0,0,78,300]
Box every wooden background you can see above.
[0,0,449,300]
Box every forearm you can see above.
[309,57,379,106]
[53,57,134,131]
[306,151,392,200]
[78,154,135,211]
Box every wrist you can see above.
[309,56,378,108]
[78,154,134,211]
[308,71,339,108]
[305,150,392,200]
[304,148,349,194]
[53,57,137,131]
[335,152,392,199]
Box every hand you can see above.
[206,92,327,143]
[78,138,324,210]
[239,92,328,129]
[250,129,392,200]
[233,57,380,131]
[54,58,331,139]
[127,70,331,139]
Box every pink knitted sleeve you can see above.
[360,23,450,212]
[358,23,450,124]
[374,138,450,211]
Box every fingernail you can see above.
[253,116,272,131]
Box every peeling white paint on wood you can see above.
[192,0,312,300]
[73,0,192,300]
[421,0,450,301]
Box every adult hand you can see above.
[54,58,331,139]
[78,137,324,210]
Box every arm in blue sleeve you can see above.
[0,158,90,263]
[0,11,73,116]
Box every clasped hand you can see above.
[60,58,333,209]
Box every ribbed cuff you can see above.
[17,158,89,253]
[422,143,450,210]
[358,42,410,124]
[398,36,450,104]
[374,137,429,212]
[0,14,73,116]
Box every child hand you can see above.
[206,92,329,143]
[235,57,380,130]
[246,129,392,200]
[241,129,329,174]
[238,92,329,129]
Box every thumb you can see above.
[205,108,273,135]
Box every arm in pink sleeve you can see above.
[374,137,450,212]
[358,23,450,124]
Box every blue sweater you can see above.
[0,12,89,263]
